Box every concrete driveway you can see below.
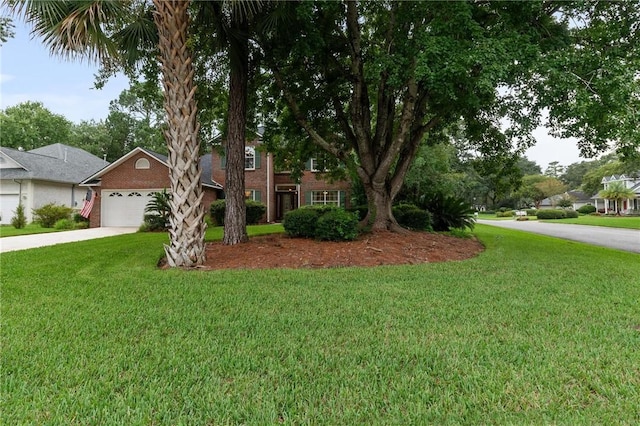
[0,227,138,253]
[478,219,640,254]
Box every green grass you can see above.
[0,223,63,237]
[542,215,640,230]
[2,225,639,424]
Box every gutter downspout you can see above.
[266,152,271,222]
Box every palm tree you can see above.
[10,0,205,267]
[598,181,637,214]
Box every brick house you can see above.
[211,140,352,222]
[80,147,221,227]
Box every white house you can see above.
[0,144,107,224]
[592,174,640,214]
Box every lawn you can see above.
[0,223,64,237]
[2,225,639,424]
[542,215,640,230]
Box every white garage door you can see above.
[101,190,157,227]
[0,194,20,225]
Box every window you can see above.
[245,147,255,170]
[135,158,150,169]
[311,190,340,207]
[309,158,326,172]
[244,189,261,201]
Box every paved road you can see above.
[478,219,640,254]
[0,227,138,253]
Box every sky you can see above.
[1,18,589,171]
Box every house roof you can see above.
[0,144,107,184]
[80,147,222,189]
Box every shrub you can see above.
[54,218,75,230]
[143,189,171,231]
[315,209,359,241]
[577,205,597,215]
[421,193,476,231]
[32,203,73,228]
[209,199,267,226]
[210,200,226,225]
[564,209,579,218]
[283,208,320,238]
[246,200,267,225]
[10,203,27,229]
[536,209,566,219]
[393,203,432,231]
[348,205,368,221]
[526,209,538,216]
[496,210,514,218]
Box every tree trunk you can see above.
[153,0,206,267]
[223,19,249,245]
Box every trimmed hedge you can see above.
[526,209,538,216]
[577,205,597,215]
[496,210,514,217]
[536,209,579,219]
[209,200,267,226]
[283,208,320,238]
[315,209,359,241]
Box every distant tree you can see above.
[544,161,565,178]
[598,182,637,214]
[581,161,627,196]
[517,157,542,176]
[517,175,566,209]
[0,101,72,150]
[556,195,575,209]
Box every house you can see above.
[592,174,640,214]
[211,140,351,222]
[0,143,107,224]
[80,147,222,227]
[538,190,593,211]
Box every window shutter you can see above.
[339,191,345,207]
[255,190,262,202]
[305,159,312,170]
[305,191,312,205]
[255,151,261,169]
[221,149,227,169]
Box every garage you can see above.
[101,190,158,227]
[0,194,20,225]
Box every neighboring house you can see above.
[80,147,222,227]
[0,143,107,224]
[592,174,640,214]
[538,190,592,211]
[211,140,351,223]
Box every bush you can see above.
[564,209,579,218]
[33,203,73,228]
[54,218,75,230]
[526,209,538,216]
[536,209,567,219]
[315,209,359,241]
[209,199,267,226]
[246,200,267,225]
[393,203,432,231]
[421,193,476,231]
[283,208,320,238]
[143,189,171,231]
[10,203,27,229]
[495,210,514,217]
[577,205,597,215]
[348,205,368,221]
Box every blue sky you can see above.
[1,17,587,170]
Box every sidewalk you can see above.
[0,227,138,253]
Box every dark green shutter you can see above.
[255,190,262,202]
[305,159,312,170]
[339,191,345,207]
[221,149,226,169]
[305,191,312,205]
[254,151,261,169]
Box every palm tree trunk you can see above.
[153,0,206,267]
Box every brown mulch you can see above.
[200,231,484,270]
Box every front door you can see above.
[276,192,298,221]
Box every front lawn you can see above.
[542,215,640,230]
[2,225,639,424]
[0,223,63,237]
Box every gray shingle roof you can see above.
[0,144,107,184]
